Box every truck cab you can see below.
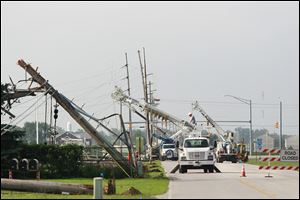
[178,136,215,173]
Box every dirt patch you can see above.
[83,184,93,190]
[121,187,142,195]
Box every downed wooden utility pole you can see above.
[17,59,135,177]
[1,179,92,194]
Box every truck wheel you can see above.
[204,168,208,173]
[179,166,187,174]
[166,150,174,159]
[183,168,187,173]
[179,167,183,173]
[209,166,214,173]
[159,155,163,161]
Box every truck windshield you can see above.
[184,139,209,148]
[163,144,175,149]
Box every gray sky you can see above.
[1,1,299,135]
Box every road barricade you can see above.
[258,148,299,177]
[259,166,299,170]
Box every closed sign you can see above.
[280,150,299,162]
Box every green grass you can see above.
[247,159,299,167]
[1,190,91,199]
[1,160,169,199]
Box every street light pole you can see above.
[224,95,253,156]
[250,100,253,156]
[280,101,283,150]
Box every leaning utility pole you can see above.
[143,48,152,147]
[148,81,154,137]
[138,48,152,161]
[123,53,136,174]
[17,59,135,177]
[124,53,133,137]
[149,81,160,146]
[44,94,48,137]
[35,95,39,144]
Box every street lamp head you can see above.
[224,94,250,105]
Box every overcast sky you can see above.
[1,1,299,136]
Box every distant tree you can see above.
[132,129,146,145]
[253,128,269,138]
[234,127,250,143]
[22,122,65,144]
[1,83,25,173]
[1,124,25,160]
[1,83,5,105]
[234,127,270,144]
[269,132,280,148]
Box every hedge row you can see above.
[1,144,127,179]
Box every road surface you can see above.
[157,161,299,199]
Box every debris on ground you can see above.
[121,187,142,195]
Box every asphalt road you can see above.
[157,161,299,199]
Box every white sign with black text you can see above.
[280,150,299,162]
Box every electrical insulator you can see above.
[54,108,58,119]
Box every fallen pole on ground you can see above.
[1,179,93,194]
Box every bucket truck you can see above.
[112,87,217,173]
[192,101,248,163]
[152,133,178,161]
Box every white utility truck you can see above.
[177,135,216,173]
[160,143,178,161]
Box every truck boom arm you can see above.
[112,87,195,131]
[192,101,226,143]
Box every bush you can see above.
[1,144,129,179]
[1,144,84,179]
[80,164,101,178]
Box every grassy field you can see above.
[247,159,299,167]
[1,160,169,199]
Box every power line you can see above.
[159,98,298,106]
[1,93,51,136]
